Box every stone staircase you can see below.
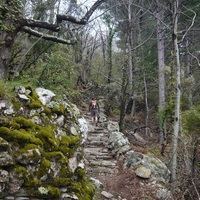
[84,119,119,177]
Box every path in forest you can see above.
[83,114,121,200]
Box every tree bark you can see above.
[171,0,181,193]
[156,1,167,148]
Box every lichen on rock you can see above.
[0,86,92,199]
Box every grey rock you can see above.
[107,121,119,132]
[135,166,151,178]
[101,191,114,199]
[35,87,55,106]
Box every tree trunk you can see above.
[0,31,16,80]
[107,23,115,84]
[119,60,128,132]
[186,52,193,106]
[191,138,199,177]
[144,73,149,136]
[156,0,166,145]
[171,0,181,193]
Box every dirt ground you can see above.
[96,161,160,200]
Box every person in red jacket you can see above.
[89,98,100,125]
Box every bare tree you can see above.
[0,0,106,79]
[171,0,181,193]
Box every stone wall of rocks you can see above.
[0,86,92,200]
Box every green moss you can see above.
[47,186,61,199]
[30,113,40,118]
[24,178,41,187]
[14,116,36,129]
[61,135,80,147]
[42,107,51,115]
[29,100,43,109]
[36,126,59,151]
[0,126,10,135]
[0,81,7,99]
[59,135,80,157]
[25,86,33,95]
[15,147,41,164]
[52,106,64,115]
[0,137,10,151]
[75,167,86,180]
[82,179,95,198]
[59,164,73,178]
[11,98,21,111]
[24,143,42,151]
[68,180,95,200]
[32,185,61,199]
[53,177,70,187]
[0,127,42,146]
[26,90,43,109]
[37,158,51,178]
[44,151,67,162]
[14,165,27,174]
[23,172,41,187]
[9,121,20,129]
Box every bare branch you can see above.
[57,0,107,25]
[16,0,107,44]
[179,5,196,43]
[17,18,60,32]
[21,27,76,45]
[128,31,155,52]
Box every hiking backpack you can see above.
[91,100,97,109]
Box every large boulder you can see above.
[124,150,170,184]
[35,87,56,106]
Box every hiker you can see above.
[89,98,100,124]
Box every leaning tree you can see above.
[0,0,106,80]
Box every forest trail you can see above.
[81,102,161,200]
[83,114,120,199]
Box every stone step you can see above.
[86,141,108,147]
[87,133,108,139]
[86,166,119,175]
[84,147,109,154]
[85,154,113,161]
[89,160,117,168]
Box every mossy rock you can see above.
[75,167,86,180]
[0,127,42,146]
[9,121,20,129]
[30,185,61,199]
[53,177,71,187]
[23,143,42,151]
[51,106,64,115]
[11,98,21,111]
[36,126,59,151]
[25,86,33,95]
[43,151,67,162]
[26,90,43,109]
[37,158,51,178]
[42,107,51,115]
[61,135,80,147]
[13,165,27,174]
[23,172,41,187]
[0,116,9,126]
[0,137,10,151]
[68,179,95,200]
[59,164,73,178]
[14,116,37,129]
[15,146,42,164]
